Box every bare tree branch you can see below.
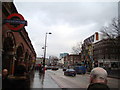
[72,42,82,54]
[100,18,120,39]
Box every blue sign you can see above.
[3,19,27,26]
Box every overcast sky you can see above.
[14,0,118,58]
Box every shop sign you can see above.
[3,13,27,32]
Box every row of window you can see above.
[94,54,120,59]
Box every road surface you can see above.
[47,69,119,88]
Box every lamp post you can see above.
[43,32,52,69]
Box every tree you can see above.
[100,18,120,39]
[100,18,120,69]
[72,42,82,54]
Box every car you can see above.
[52,66,59,70]
[63,67,67,71]
[64,69,76,76]
[74,66,86,74]
[46,66,52,70]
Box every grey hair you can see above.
[90,67,108,80]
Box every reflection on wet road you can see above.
[30,72,43,88]
[30,69,120,89]
[30,71,60,88]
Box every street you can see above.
[46,69,119,88]
[2,2,120,90]
[30,69,119,88]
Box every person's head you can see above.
[2,69,8,77]
[90,67,108,84]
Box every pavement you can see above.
[30,71,61,88]
[107,69,120,79]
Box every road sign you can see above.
[3,13,27,32]
[4,19,27,25]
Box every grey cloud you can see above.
[35,2,118,26]
[16,2,118,26]
[14,1,118,57]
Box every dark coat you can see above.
[3,75,30,90]
[2,76,11,89]
[87,83,110,90]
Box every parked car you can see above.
[46,66,52,70]
[64,69,76,76]
[63,67,67,71]
[52,66,59,70]
[74,66,86,74]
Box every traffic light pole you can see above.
[43,33,47,68]
[42,32,52,73]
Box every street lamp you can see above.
[43,32,52,69]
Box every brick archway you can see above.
[24,50,29,71]
[16,44,24,62]
[14,43,25,75]
[2,32,16,74]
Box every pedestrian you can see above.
[87,67,110,90]
[2,69,11,89]
[38,64,42,74]
[41,65,44,73]
[2,69,8,80]
[35,64,38,71]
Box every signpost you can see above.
[3,13,27,32]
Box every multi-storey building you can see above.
[36,57,43,65]
[81,32,102,71]
[64,54,81,68]
[58,58,64,67]
[47,56,58,66]
[93,38,120,69]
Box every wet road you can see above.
[48,69,89,88]
[30,69,120,88]
[48,69,120,88]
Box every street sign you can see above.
[3,13,27,32]
[4,19,27,25]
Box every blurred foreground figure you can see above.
[2,69,10,89]
[12,64,29,89]
[87,67,110,90]
[14,64,27,76]
[2,69,8,79]
[5,64,30,89]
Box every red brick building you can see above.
[2,2,36,75]
[64,54,81,67]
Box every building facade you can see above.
[36,57,43,65]
[93,38,120,69]
[81,32,102,71]
[82,31,120,71]
[64,54,81,68]
[49,57,59,66]
[58,58,64,67]
[2,2,36,75]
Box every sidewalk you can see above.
[30,71,60,88]
[107,70,120,79]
